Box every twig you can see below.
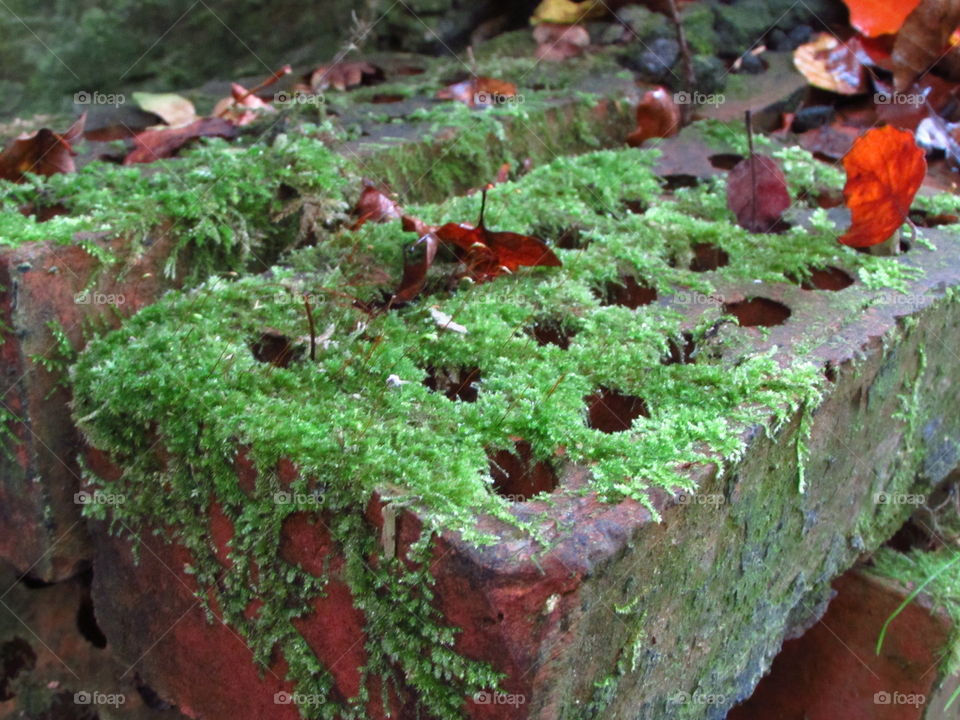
[215,65,292,118]
[746,110,758,230]
[665,0,695,122]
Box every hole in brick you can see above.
[423,366,481,402]
[371,93,405,104]
[16,572,54,589]
[823,362,837,383]
[900,238,911,253]
[585,387,650,433]
[596,276,657,309]
[0,637,36,700]
[251,330,302,368]
[76,572,107,649]
[527,320,576,349]
[136,679,174,711]
[664,332,697,364]
[555,227,589,250]
[624,199,648,215]
[661,174,699,191]
[689,243,730,272]
[488,440,559,501]
[709,153,744,170]
[724,298,791,327]
[796,266,854,291]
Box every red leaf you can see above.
[436,77,518,107]
[842,0,921,37]
[0,114,85,183]
[839,126,927,247]
[352,182,401,230]
[626,88,681,147]
[123,117,238,165]
[726,155,791,233]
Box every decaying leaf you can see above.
[726,155,791,232]
[394,231,439,304]
[123,117,238,165]
[132,92,197,127]
[839,126,927,247]
[352,182,402,229]
[533,23,591,61]
[436,77,518,107]
[309,62,383,91]
[0,114,85,183]
[842,0,921,37]
[892,0,960,91]
[626,88,681,147]
[792,33,869,95]
[213,83,275,127]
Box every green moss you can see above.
[71,145,924,718]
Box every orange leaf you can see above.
[839,126,926,247]
[842,0,921,37]
[792,33,869,95]
[626,88,680,147]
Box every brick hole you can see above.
[556,227,589,250]
[661,174,699,191]
[596,276,658,309]
[724,298,791,327]
[488,440,559,501]
[624,199,648,215]
[795,266,854,291]
[0,637,36,700]
[689,243,730,272]
[526,320,576,349]
[708,153,744,170]
[370,94,406,104]
[585,387,650,433]
[76,570,107,649]
[423,366,481,402]
[823,362,837,383]
[16,573,54,589]
[251,330,302,368]
[664,332,697,365]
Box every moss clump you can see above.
[0,128,348,282]
[71,145,924,717]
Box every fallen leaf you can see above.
[842,0,921,37]
[839,126,927,247]
[401,215,436,236]
[436,77,518,107]
[132,92,197,127]
[893,0,960,91]
[309,61,383,92]
[793,33,869,95]
[352,182,402,229]
[626,88,681,147]
[726,154,791,232]
[123,117,238,165]
[0,114,85,183]
[213,82,275,126]
[533,23,591,61]
[394,232,439,304]
[532,0,605,24]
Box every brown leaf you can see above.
[394,232,439,304]
[533,23,590,61]
[893,0,960,91]
[626,88,681,147]
[123,117,238,165]
[309,62,383,92]
[792,33,869,95]
[840,126,927,247]
[351,182,402,230]
[726,155,791,233]
[0,114,85,183]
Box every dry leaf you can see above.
[793,33,869,95]
[892,0,960,91]
[0,114,85,183]
[626,88,681,147]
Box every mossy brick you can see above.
[69,143,960,718]
[729,568,960,720]
[0,58,643,583]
